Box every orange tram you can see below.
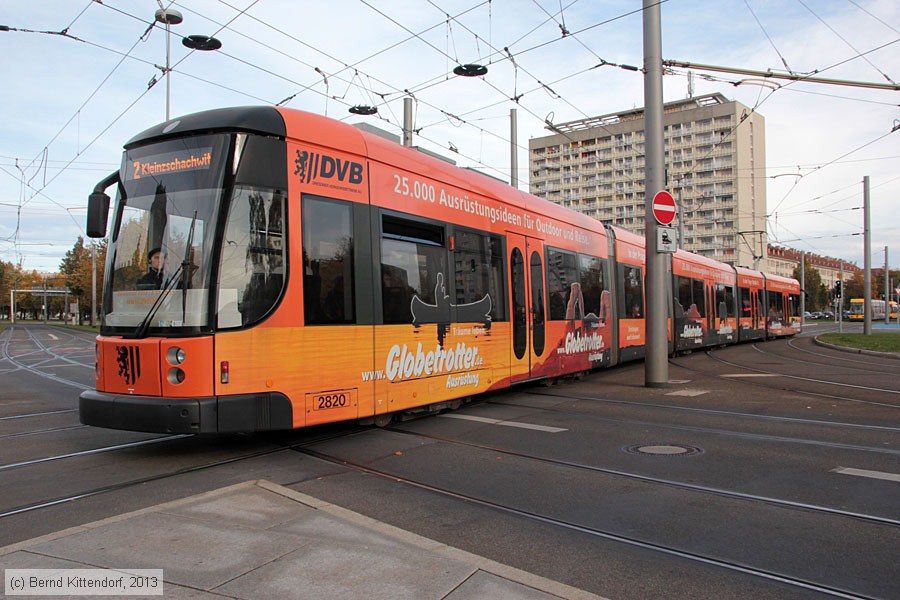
[80,107,801,433]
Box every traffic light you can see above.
[834,280,842,297]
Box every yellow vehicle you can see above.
[848,298,886,321]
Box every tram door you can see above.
[509,233,546,383]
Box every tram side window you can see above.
[453,229,506,322]
[715,284,735,319]
[738,287,752,317]
[767,292,784,319]
[381,214,447,325]
[217,185,286,328]
[546,248,577,320]
[302,196,355,326]
[692,278,706,318]
[675,276,705,319]
[788,293,801,317]
[579,255,606,321]
[676,276,692,317]
[622,265,644,318]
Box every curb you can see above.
[813,335,900,360]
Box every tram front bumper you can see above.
[79,390,293,434]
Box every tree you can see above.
[59,237,108,323]
[841,269,900,303]
[791,262,826,311]
[873,268,900,301]
[0,259,21,318]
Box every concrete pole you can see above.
[863,176,871,335]
[643,0,668,387]
[510,108,518,188]
[883,247,889,322]
[839,262,844,333]
[165,21,171,121]
[402,97,413,147]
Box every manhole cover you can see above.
[623,444,703,457]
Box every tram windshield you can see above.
[103,134,229,334]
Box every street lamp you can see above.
[154,8,183,121]
[154,10,222,121]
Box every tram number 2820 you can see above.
[308,390,357,411]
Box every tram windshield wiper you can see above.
[132,212,197,339]
[180,211,197,323]
[131,264,185,339]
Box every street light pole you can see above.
[643,0,668,387]
[863,176,871,335]
[155,9,183,121]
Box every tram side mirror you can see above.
[86,191,110,238]
[86,170,119,238]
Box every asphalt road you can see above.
[1,321,897,599]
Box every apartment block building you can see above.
[529,93,767,269]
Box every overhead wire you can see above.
[4,0,897,268]
[797,0,896,85]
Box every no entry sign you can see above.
[651,191,677,226]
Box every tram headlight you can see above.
[167,346,186,365]
[168,367,186,385]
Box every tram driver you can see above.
[136,248,164,290]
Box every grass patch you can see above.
[819,333,900,353]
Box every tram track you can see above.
[0,325,93,391]
[662,350,900,410]
[293,442,884,600]
[0,409,78,421]
[701,350,900,400]
[519,389,900,433]
[774,338,899,373]
[0,435,189,472]
[386,426,900,527]
[492,394,900,457]
[0,427,368,521]
[0,424,88,440]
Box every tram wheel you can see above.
[373,413,393,428]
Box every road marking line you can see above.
[665,389,709,397]
[439,414,567,433]
[832,467,900,483]
[48,334,58,340]
[720,373,781,378]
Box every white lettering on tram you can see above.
[446,373,479,389]
[385,342,483,382]
[562,331,604,355]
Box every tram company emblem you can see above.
[116,345,141,385]
[294,149,364,186]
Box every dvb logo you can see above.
[294,150,364,185]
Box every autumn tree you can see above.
[0,259,21,318]
[791,262,827,311]
[59,236,108,323]
[842,269,900,304]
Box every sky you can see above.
[1,0,898,274]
